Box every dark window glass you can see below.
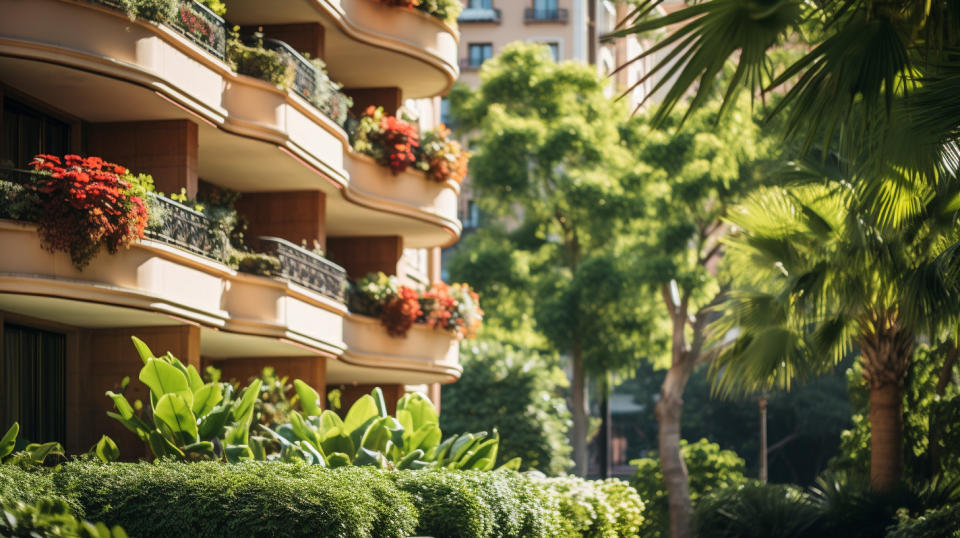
[468,43,493,66]
[534,0,558,10]
[1,324,67,445]
[2,98,70,168]
[469,0,492,8]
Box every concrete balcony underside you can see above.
[0,222,462,385]
[224,0,460,98]
[0,0,461,248]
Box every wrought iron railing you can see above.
[171,0,227,60]
[144,193,226,261]
[524,8,568,23]
[253,38,351,126]
[258,236,347,301]
[86,0,226,60]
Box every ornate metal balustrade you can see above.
[86,0,226,60]
[145,194,225,261]
[171,0,227,60]
[254,38,351,126]
[258,236,347,302]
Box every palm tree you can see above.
[710,166,960,494]
[611,0,960,214]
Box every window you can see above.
[3,98,70,168]
[468,0,492,8]
[534,0,558,13]
[441,97,451,126]
[1,324,67,445]
[468,43,493,67]
[463,200,481,229]
[540,41,560,61]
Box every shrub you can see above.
[0,179,41,221]
[391,470,563,538]
[0,465,66,508]
[0,497,128,538]
[630,438,751,537]
[889,503,960,538]
[54,460,418,538]
[30,155,148,269]
[226,30,292,88]
[535,475,645,537]
[693,483,820,538]
[122,0,177,22]
[441,341,573,475]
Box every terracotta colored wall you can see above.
[240,23,324,59]
[329,384,404,417]
[77,325,200,459]
[86,119,199,198]
[235,191,326,251]
[208,356,326,402]
[343,87,403,116]
[326,236,403,279]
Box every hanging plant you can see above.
[30,154,148,269]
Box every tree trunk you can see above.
[868,383,904,492]
[858,317,912,492]
[657,362,694,538]
[570,342,589,476]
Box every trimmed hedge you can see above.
[1,462,646,538]
[53,461,418,538]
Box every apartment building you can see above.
[0,0,464,456]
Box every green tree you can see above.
[620,95,771,537]
[711,177,960,494]
[613,0,960,218]
[440,340,573,475]
[450,42,654,474]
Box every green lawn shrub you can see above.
[536,475,646,537]
[53,460,418,538]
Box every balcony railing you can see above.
[458,7,502,23]
[248,37,351,126]
[145,194,227,261]
[524,8,568,23]
[87,0,227,60]
[258,237,347,301]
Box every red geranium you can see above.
[380,285,422,337]
[29,154,147,269]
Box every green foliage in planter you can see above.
[53,460,418,538]
[197,0,225,16]
[0,180,41,221]
[226,30,293,88]
[535,475,646,537]
[630,438,751,537]
[121,0,177,23]
[441,340,572,475]
[229,250,282,276]
[416,0,462,24]
[104,337,262,462]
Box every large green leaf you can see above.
[231,379,262,424]
[320,426,355,457]
[344,395,378,434]
[0,422,18,459]
[25,442,64,464]
[326,452,352,468]
[319,410,344,435]
[130,336,155,364]
[289,411,321,449]
[148,431,183,459]
[105,391,136,420]
[497,457,522,471]
[397,393,438,431]
[95,435,119,463]
[154,393,198,444]
[183,441,215,460]
[192,383,223,417]
[294,379,322,417]
[140,358,193,409]
[370,386,388,417]
[360,416,394,454]
[225,444,254,463]
[459,438,499,470]
[397,449,425,470]
[354,447,385,468]
[405,423,442,454]
[106,412,149,440]
[197,406,232,440]
[186,365,205,393]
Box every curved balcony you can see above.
[224,0,460,98]
[0,220,461,384]
[0,0,461,247]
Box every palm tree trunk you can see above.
[858,317,913,492]
[657,361,694,538]
[570,341,589,476]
